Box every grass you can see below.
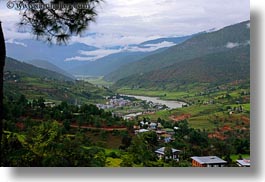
[226,103,250,113]
[118,85,250,132]
[141,110,172,121]
[230,154,250,162]
[106,157,122,167]
[86,131,122,149]
[188,116,216,131]
[82,76,113,87]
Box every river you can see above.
[122,94,186,109]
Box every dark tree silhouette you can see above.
[0,0,102,164]
[0,22,6,165]
[19,0,102,44]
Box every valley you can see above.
[2,20,250,167]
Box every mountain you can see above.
[4,57,74,81]
[105,20,250,82]
[139,35,193,45]
[114,45,250,90]
[69,35,193,76]
[68,48,166,76]
[5,40,98,70]
[26,59,75,80]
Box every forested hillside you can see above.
[106,21,250,82]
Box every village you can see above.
[133,119,250,167]
[96,95,168,119]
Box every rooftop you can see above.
[236,159,251,167]
[191,156,227,164]
[155,147,181,155]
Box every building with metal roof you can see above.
[155,147,181,161]
[191,156,227,167]
[236,159,250,167]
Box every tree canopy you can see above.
[19,0,102,44]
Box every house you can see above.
[236,159,250,167]
[162,128,175,135]
[44,102,56,108]
[191,156,227,167]
[149,122,157,130]
[159,133,172,143]
[135,129,149,134]
[155,147,181,161]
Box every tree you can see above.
[0,0,103,163]
[164,146,173,162]
[0,21,6,165]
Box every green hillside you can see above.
[105,20,250,82]
[26,59,75,80]
[114,45,250,90]
[4,57,113,104]
[5,57,74,81]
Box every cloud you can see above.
[226,42,240,49]
[5,39,27,47]
[127,41,176,52]
[65,56,96,62]
[87,0,250,46]
[246,23,250,29]
[225,40,250,49]
[0,0,250,49]
[65,41,176,62]
[65,48,123,61]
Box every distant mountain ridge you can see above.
[105,20,250,82]
[6,40,98,70]
[6,35,193,77]
[68,35,193,76]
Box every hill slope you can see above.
[4,57,74,81]
[26,59,75,79]
[68,49,165,76]
[114,45,250,90]
[4,58,113,104]
[105,20,250,82]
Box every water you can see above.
[122,94,186,109]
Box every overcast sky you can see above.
[0,0,250,61]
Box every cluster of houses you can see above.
[153,147,251,167]
[228,105,244,115]
[4,71,19,82]
[154,146,228,167]
[134,121,177,143]
[96,97,132,110]
[133,120,250,167]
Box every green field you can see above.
[79,76,113,87]
[230,154,250,162]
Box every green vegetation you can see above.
[230,154,250,162]
[1,92,250,167]
[1,20,250,167]
[4,71,113,105]
[130,80,250,133]
[113,46,250,90]
[5,57,74,81]
[79,76,113,87]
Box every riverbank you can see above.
[121,94,186,109]
[117,88,189,101]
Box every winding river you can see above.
[122,94,186,109]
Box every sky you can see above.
[0,0,250,61]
